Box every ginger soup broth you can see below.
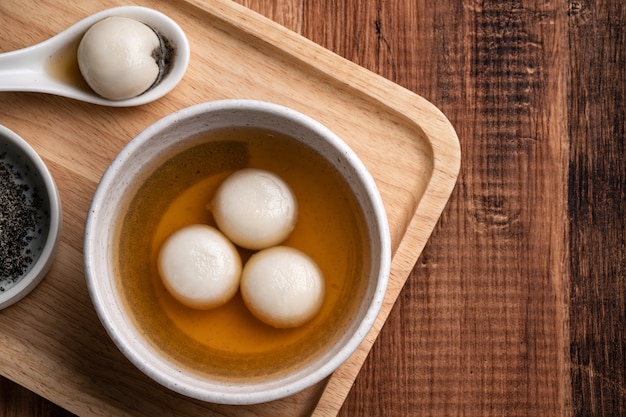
[114,127,371,380]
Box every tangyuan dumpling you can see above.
[211,168,298,250]
[240,246,325,328]
[158,224,242,309]
[78,16,162,100]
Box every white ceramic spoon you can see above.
[0,6,190,107]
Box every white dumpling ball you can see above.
[158,225,242,309]
[241,246,325,328]
[211,169,298,250]
[78,16,161,100]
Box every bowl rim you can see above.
[84,99,391,404]
[0,125,62,310]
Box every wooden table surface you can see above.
[1,0,625,416]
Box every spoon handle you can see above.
[0,41,59,93]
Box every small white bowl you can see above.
[0,125,62,310]
[84,99,391,405]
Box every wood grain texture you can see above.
[567,1,626,415]
[2,0,625,416]
[331,1,571,415]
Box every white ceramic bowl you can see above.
[83,99,390,405]
[0,125,62,310]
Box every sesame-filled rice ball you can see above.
[211,168,298,250]
[240,246,325,328]
[158,224,241,309]
[78,16,162,100]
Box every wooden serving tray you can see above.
[0,0,460,415]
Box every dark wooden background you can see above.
[2,0,625,415]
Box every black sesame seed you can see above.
[0,157,42,279]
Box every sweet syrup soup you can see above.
[116,127,371,380]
